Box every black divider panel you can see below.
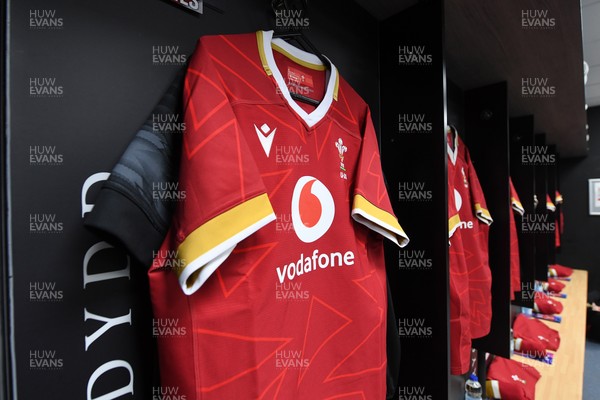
[380,0,449,397]
[534,134,551,282]
[510,116,535,308]
[465,82,511,358]
[0,0,9,396]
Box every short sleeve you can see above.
[466,152,493,225]
[84,68,186,267]
[510,178,525,216]
[546,194,556,212]
[157,38,276,295]
[351,109,409,247]
[555,191,564,205]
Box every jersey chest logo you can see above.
[254,123,277,157]
[335,138,348,180]
[291,176,335,243]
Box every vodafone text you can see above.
[276,249,355,284]
[457,219,474,229]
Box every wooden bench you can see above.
[511,269,588,399]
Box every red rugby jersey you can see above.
[149,31,409,399]
[543,278,565,294]
[534,292,564,315]
[548,264,573,278]
[486,356,541,400]
[513,314,560,353]
[555,191,564,247]
[448,188,472,375]
[510,179,524,300]
[447,128,493,338]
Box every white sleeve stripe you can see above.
[351,209,409,248]
[514,337,523,351]
[476,214,493,226]
[512,204,525,216]
[491,380,501,398]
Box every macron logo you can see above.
[254,123,277,157]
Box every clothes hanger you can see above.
[270,0,330,107]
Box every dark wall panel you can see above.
[6,1,379,399]
[559,106,600,291]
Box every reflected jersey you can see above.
[447,128,493,338]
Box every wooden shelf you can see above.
[512,269,588,399]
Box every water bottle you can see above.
[465,373,482,400]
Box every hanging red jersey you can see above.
[555,190,564,247]
[447,128,493,338]
[149,31,409,400]
[510,179,524,300]
[448,188,472,375]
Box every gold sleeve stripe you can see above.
[177,194,275,291]
[256,31,272,76]
[352,194,409,246]
[486,380,501,399]
[475,203,493,225]
[333,73,339,101]
[449,214,461,237]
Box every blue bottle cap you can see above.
[469,373,478,382]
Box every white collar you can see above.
[447,125,459,165]
[259,30,338,128]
